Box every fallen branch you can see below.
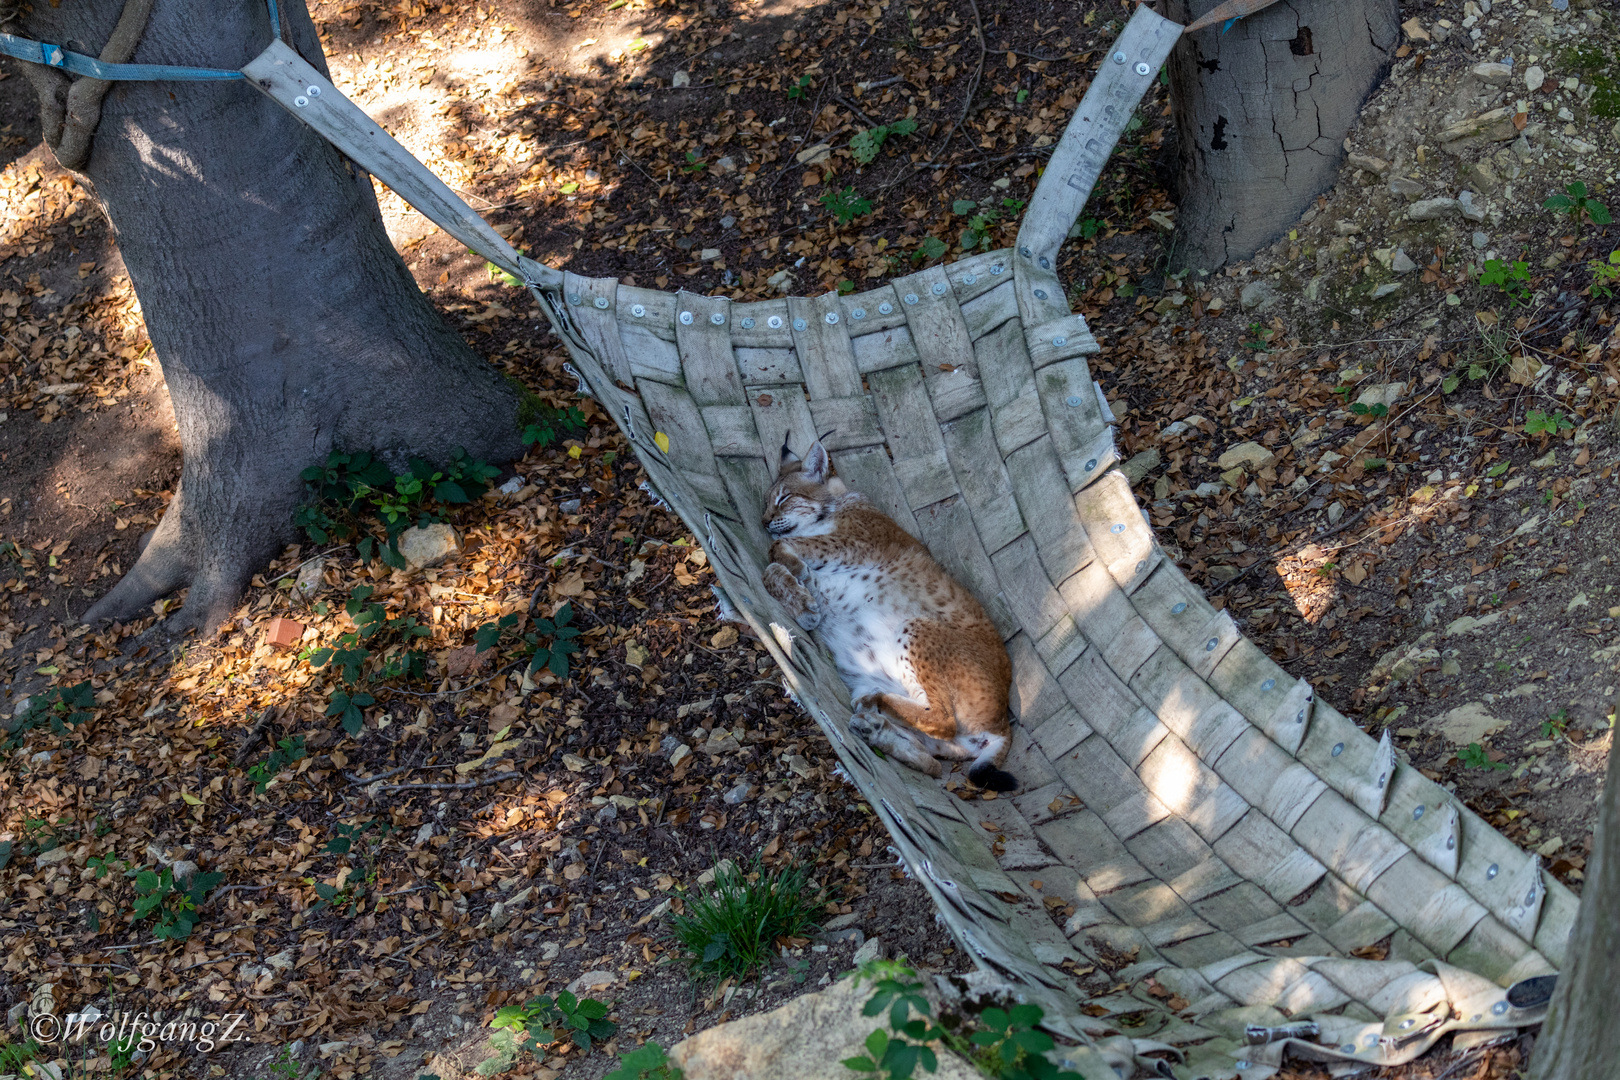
[368,771,523,794]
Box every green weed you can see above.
[1542,181,1612,225]
[605,1041,683,1079]
[521,404,587,451]
[821,186,873,226]
[4,681,96,753]
[491,991,617,1055]
[667,860,823,982]
[850,118,918,165]
[1588,250,1620,298]
[1525,408,1574,437]
[787,74,814,101]
[473,602,581,681]
[132,865,225,940]
[910,236,948,264]
[1478,258,1532,305]
[1458,743,1509,771]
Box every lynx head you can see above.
[764,438,845,538]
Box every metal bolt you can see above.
[1039,256,1051,269]
[767,315,784,329]
[679,311,694,324]
[595,297,611,309]
[878,302,894,314]
[990,264,1004,275]
[1492,1001,1509,1015]
[307,85,323,97]
[708,312,723,325]
[963,273,976,285]
[851,307,867,320]
[932,281,948,295]
[1487,864,1499,879]
[1019,246,1032,257]
[1378,772,1387,786]
[1065,395,1082,407]
[631,304,646,317]
[793,318,807,330]
[904,293,919,304]
[825,312,839,324]
[1110,523,1125,534]
[1340,1045,1356,1055]
[1446,836,1456,850]
[1053,336,1067,347]
[740,317,755,329]
[294,95,309,107]
[1400,1020,1415,1030]
[1034,289,1047,299]
[568,294,582,306]
[1260,678,1276,691]
[1205,637,1219,651]
[1171,602,1187,615]
[1332,743,1344,757]
[1112,50,1127,64]
[1235,1063,1250,1071]
[1084,458,1097,471]
[1295,710,1306,722]
[1135,61,1152,76]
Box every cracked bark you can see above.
[1163,0,1400,269]
[1526,720,1620,1080]
[6,1,524,636]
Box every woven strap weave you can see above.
[250,10,1573,1078]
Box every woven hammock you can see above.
[243,8,1573,1078]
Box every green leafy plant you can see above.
[521,404,587,451]
[1525,408,1574,437]
[1071,217,1104,241]
[911,236,948,264]
[87,853,130,879]
[491,992,618,1054]
[473,602,581,680]
[821,186,873,226]
[132,865,225,940]
[966,1004,1079,1080]
[0,1039,44,1075]
[786,74,814,101]
[850,118,919,165]
[1349,401,1389,418]
[682,151,706,175]
[1486,462,1510,479]
[295,448,498,568]
[605,1041,684,1080]
[0,815,79,871]
[247,735,308,794]
[4,681,96,752]
[1542,709,1571,740]
[1588,250,1620,298]
[1478,258,1532,306]
[1363,457,1387,471]
[667,859,823,981]
[1458,743,1509,771]
[1241,322,1275,352]
[1542,181,1612,225]
[304,585,432,733]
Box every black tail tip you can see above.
[968,763,1018,793]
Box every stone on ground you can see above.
[1435,701,1506,747]
[397,522,462,570]
[1216,441,1275,472]
[1121,449,1161,485]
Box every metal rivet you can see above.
[294,95,309,107]
[1039,256,1051,269]
[1487,863,1499,879]
[1413,805,1425,821]
[1492,1001,1509,1015]
[568,293,582,306]
[1135,560,1147,574]
[1065,395,1082,407]
[1135,61,1152,76]
[1171,602,1187,615]
[851,307,867,320]
[1340,1045,1356,1055]
[963,273,976,285]
[1084,458,1098,472]
[1400,1019,1415,1030]
[631,304,646,318]
[595,297,611,309]
[307,85,322,97]
[767,315,783,329]
[793,317,808,331]
[1205,637,1219,651]
[1019,246,1032,257]
[904,293,919,304]
[1446,836,1456,850]
[1331,743,1344,757]
[1112,51,1127,64]
[1378,773,1387,786]
[1235,1063,1250,1071]
[825,311,840,324]
[1365,1035,1378,1047]
[1526,887,1537,903]
[932,281,948,295]
[711,312,726,325]
[1110,523,1125,534]
[990,264,1004,275]
[679,311,694,325]
[1260,678,1276,692]
[1034,289,1047,300]
[1471,1014,1482,1023]
[878,302,894,314]
[740,316,755,329]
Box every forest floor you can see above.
[0,0,1616,1078]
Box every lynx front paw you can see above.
[848,707,885,741]
[795,605,822,630]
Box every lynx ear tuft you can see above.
[777,434,801,477]
[802,439,831,484]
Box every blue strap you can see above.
[267,0,282,41]
[0,30,243,81]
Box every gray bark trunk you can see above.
[1163,0,1401,269]
[5,0,524,636]
[1528,720,1620,1080]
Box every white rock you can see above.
[1355,382,1406,409]
[1238,280,1278,312]
[1445,612,1502,637]
[1409,198,1461,221]
[667,743,693,768]
[1436,701,1506,745]
[1471,62,1513,85]
[1121,449,1162,484]
[851,937,885,966]
[1457,190,1487,222]
[766,269,796,294]
[699,248,721,261]
[1326,501,1345,525]
[567,970,616,995]
[1524,65,1546,92]
[1391,249,1418,274]
[294,557,326,604]
[1567,592,1590,614]
[1216,441,1276,471]
[34,846,72,868]
[397,523,462,571]
[671,70,691,88]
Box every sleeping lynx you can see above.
[761,439,1017,791]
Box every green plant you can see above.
[87,853,130,879]
[1542,181,1612,225]
[966,1004,1078,1080]
[295,448,498,568]
[491,991,618,1054]
[667,860,823,981]
[605,1041,683,1080]
[257,1044,304,1080]
[4,681,96,752]
[1071,217,1104,241]
[1588,250,1620,298]
[786,74,814,101]
[1525,408,1574,437]
[850,118,918,165]
[1542,709,1571,740]
[1478,258,1532,306]
[473,602,581,680]
[1241,322,1274,352]
[1363,457,1387,471]
[1458,743,1509,771]
[821,186,873,226]
[1349,401,1388,418]
[521,404,587,451]
[0,1039,44,1074]
[132,865,225,940]
[303,585,432,733]
[1486,462,1510,479]
[247,735,308,794]
[911,236,948,264]
[682,151,706,175]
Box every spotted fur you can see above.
[762,439,1017,791]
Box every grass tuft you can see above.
[667,859,823,982]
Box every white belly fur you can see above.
[808,564,926,708]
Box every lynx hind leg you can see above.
[850,698,943,778]
[763,561,821,629]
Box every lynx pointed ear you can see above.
[777,435,801,477]
[803,439,831,484]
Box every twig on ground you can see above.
[927,0,986,163]
[369,771,523,794]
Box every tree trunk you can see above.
[6,0,524,636]
[1527,718,1620,1080]
[1162,0,1401,269]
